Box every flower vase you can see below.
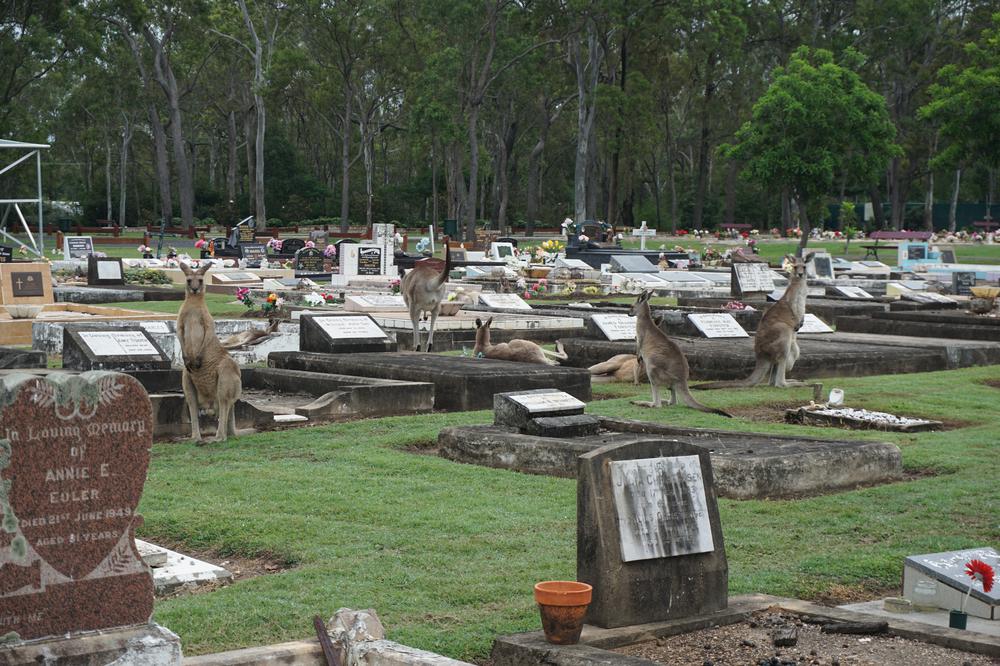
[534,581,592,645]
[948,610,967,630]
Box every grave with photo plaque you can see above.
[797,313,834,334]
[687,313,749,338]
[903,548,999,619]
[610,254,658,273]
[299,313,397,353]
[578,439,727,628]
[490,242,516,261]
[0,372,183,659]
[239,243,267,268]
[731,262,775,298]
[62,326,171,371]
[480,293,532,310]
[294,247,325,273]
[0,245,12,263]
[62,236,94,261]
[87,256,125,286]
[952,271,976,296]
[591,313,636,341]
[1,262,53,305]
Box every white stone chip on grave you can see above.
[591,313,636,341]
[687,313,749,338]
[797,313,834,334]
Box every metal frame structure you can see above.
[0,138,50,258]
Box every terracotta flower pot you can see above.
[534,581,593,645]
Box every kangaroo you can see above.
[220,319,280,349]
[696,253,813,389]
[588,354,646,384]
[631,291,731,416]
[177,263,242,442]
[401,245,452,352]
[474,317,568,365]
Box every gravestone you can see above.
[907,244,928,261]
[687,313,749,338]
[797,313,834,334]
[62,326,171,371]
[578,439,727,628]
[591,314,636,341]
[299,313,397,354]
[940,249,957,264]
[211,237,229,254]
[554,257,592,271]
[494,389,586,430]
[372,223,398,275]
[357,246,383,276]
[294,247,325,273]
[479,293,532,310]
[239,243,267,268]
[731,262,775,298]
[0,245,12,263]
[450,248,468,262]
[1,263,53,305]
[610,255,657,273]
[490,242,516,260]
[0,372,160,640]
[281,238,305,256]
[62,236,94,260]
[810,253,834,279]
[238,225,255,243]
[87,256,125,286]
[833,285,874,299]
[903,547,999,620]
[344,294,406,312]
[952,271,976,296]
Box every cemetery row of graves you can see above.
[0,223,997,665]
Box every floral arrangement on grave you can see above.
[559,281,579,297]
[166,245,178,258]
[702,246,723,262]
[235,287,255,310]
[523,278,548,300]
[195,238,208,250]
[678,229,689,236]
[446,286,466,302]
[389,277,401,295]
[582,285,601,296]
[137,244,152,256]
[746,238,758,253]
[262,292,284,315]
[723,300,754,311]
[303,291,339,306]
[787,227,803,238]
[961,559,995,614]
[612,277,642,294]
[17,244,27,256]
[305,240,316,249]
[266,238,283,253]
[542,239,564,253]
[324,243,337,258]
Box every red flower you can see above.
[966,559,995,593]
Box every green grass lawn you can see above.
[105,293,246,319]
[142,365,1000,659]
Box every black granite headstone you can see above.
[494,389,586,431]
[299,313,397,354]
[578,439,727,628]
[62,326,170,371]
[952,272,976,296]
[87,256,126,286]
[940,249,957,264]
[0,246,12,263]
[295,247,325,272]
[281,238,306,256]
[358,246,383,275]
[239,243,267,267]
[63,236,94,260]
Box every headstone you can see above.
[554,257,592,271]
[490,242,516,260]
[0,372,156,639]
[238,225,255,243]
[479,293,532,310]
[62,236,94,260]
[797,313,834,334]
[372,223,397,275]
[1,263,54,305]
[900,242,928,265]
[87,256,125,286]
[833,285,874,299]
[903,548,999,620]
[294,247,325,273]
[687,313,750,338]
[211,237,229,254]
[494,389,585,431]
[239,243,267,268]
[610,255,658,273]
[731,262,775,298]
[0,245,12,263]
[450,248,468,262]
[299,313,397,354]
[357,246,384,276]
[578,439,727,628]
[280,238,306,256]
[62,327,171,371]
[940,249,957,264]
[344,294,407,312]
[211,272,261,285]
[952,271,976,296]
[591,314,637,341]
[810,253,834,279]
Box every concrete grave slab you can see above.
[610,255,658,273]
[134,539,233,596]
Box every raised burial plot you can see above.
[269,352,591,411]
[2,303,172,346]
[786,406,942,432]
[836,309,1000,342]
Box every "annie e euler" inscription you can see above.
[0,372,154,640]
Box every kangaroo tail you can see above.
[693,360,770,390]
[677,382,732,418]
[435,244,452,287]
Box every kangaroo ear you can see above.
[179,262,192,276]
[804,252,816,262]
[475,318,482,328]
[197,262,211,274]
[486,317,493,327]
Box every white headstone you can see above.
[687,313,749,338]
[797,313,834,334]
[509,391,585,413]
[78,331,160,356]
[96,260,123,281]
[490,242,516,260]
[479,293,532,310]
[591,314,637,341]
[732,263,775,294]
[834,285,874,299]
[555,257,593,271]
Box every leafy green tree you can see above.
[723,47,900,253]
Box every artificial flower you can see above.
[966,559,995,594]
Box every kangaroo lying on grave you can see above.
[631,291,731,416]
[220,319,280,349]
[474,317,568,365]
[588,354,647,384]
[177,262,242,442]
[401,245,451,352]
[696,253,813,389]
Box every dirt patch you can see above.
[810,584,896,607]
[612,609,995,665]
[980,379,1000,390]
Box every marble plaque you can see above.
[315,315,389,340]
[78,331,160,356]
[592,314,637,341]
[732,263,775,294]
[610,456,715,561]
[479,293,532,310]
[96,260,122,281]
[344,294,407,312]
[687,313,749,338]
[797,313,834,334]
[509,391,585,414]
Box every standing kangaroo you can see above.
[401,245,451,352]
[177,262,242,442]
[696,253,813,389]
[473,317,568,365]
[631,291,731,416]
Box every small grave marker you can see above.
[731,262,775,298]
[344,294,407,312]
[810,253,834,279]
[494,389,585,431]
[479,293,532,310]
[62,327,171,371]
[87,256,125,286]
[62,235,94,260]
[578,439,727,628]
[1,263,53,304]
[610,254,657,273]
[294,247,325,273]
[554,257,592,271]
[211,271,261,284]
[591,313,636,341]
[490,242,515,260]
[687,313,749,338]
[834,285,874,299]
[952,271,976,296]
[940,249,957,264]
[797,313,834,334]
[299,313,396,353]
[904,548,999,619]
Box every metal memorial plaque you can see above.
[358,246,383,276]
[96,260,123,281]
[11,271,44,297]
[610,456,715,561]
[797,313,834,334]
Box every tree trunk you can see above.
[463,104,480,242]
[340,82,352,233]
[723,160,737,226]
[245,110,256,215]
[572,26,602,226]
[692,55,716,230]
[923,167,934,231]
[888,158,904,229]
[869,186,886,229]
[239,0,267,230]
[361,116,375,230]
[948,168,961,232]
[105,137,113,222]
[226,110,238,204]
[118,116,133,227]
[149,105,171,225]
[797,198,811,256]
[431,139,439,228]
[781,189,791,233]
